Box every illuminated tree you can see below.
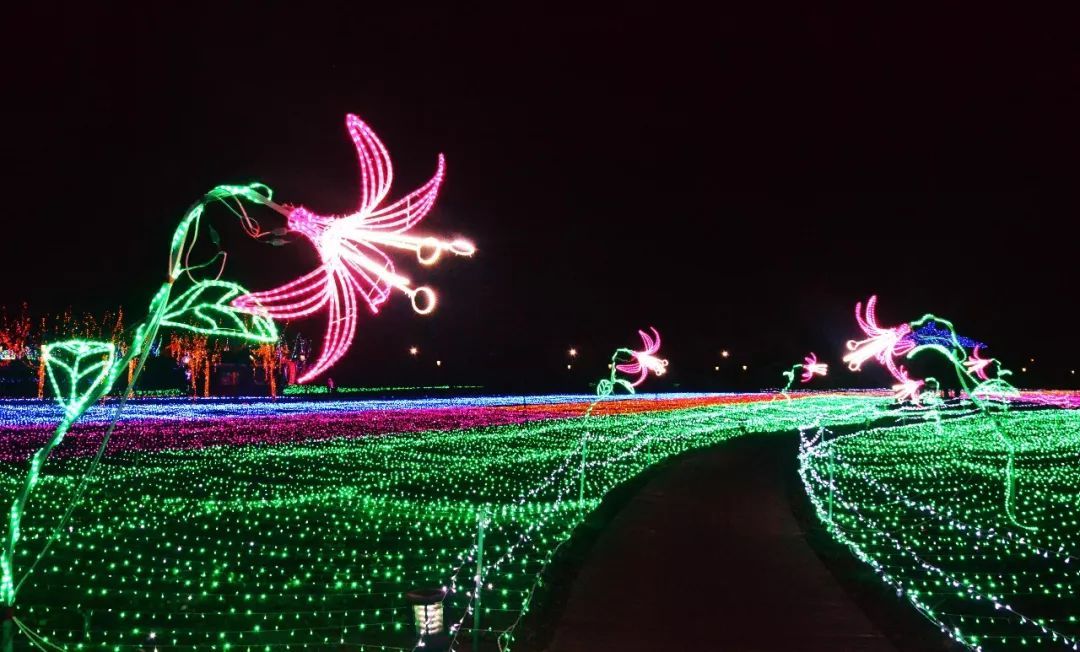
[0,303,32,367]
[253,341,279,398]
[168,334,210,397]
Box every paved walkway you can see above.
[546,435,896,651]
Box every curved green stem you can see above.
[1,184,279,619]
[780,364,804,399]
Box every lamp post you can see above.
[406,588,449,651]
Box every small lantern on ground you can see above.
[407,588,449,651]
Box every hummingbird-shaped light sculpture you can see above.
[233,114,474,382]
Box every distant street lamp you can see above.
[568,347,578,357]
[721,350,730,358]
[410,346,419,356]
[741,364,748,371]
[567,364,572,370]
[436,360,442,367]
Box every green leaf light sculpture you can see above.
[161,280,277,343]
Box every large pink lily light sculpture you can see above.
[842,295,923,403]
[233,114,475,382]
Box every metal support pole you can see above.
[578,433,588,506]
[827,446,835,522]
[473,510,487,652]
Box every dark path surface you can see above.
[545,435,896,652]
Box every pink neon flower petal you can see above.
[964,345,992,381]
[892,374,925,404]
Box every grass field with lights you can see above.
[801,404,1080,650]
[5,392,1080,651]
[0,393,890,650]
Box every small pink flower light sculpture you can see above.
[233,114,475,383]
[615,327,669,387]
[891,372,925,403]
[800,353,828,383]
[964,345,992,381]
[843,295,922,403]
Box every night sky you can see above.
[2,5,1078,391]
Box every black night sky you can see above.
[2,5,1078,391]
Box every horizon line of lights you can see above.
[0,394,792,462]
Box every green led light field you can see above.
[801,407,1080,650]
[5,395,887,650]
